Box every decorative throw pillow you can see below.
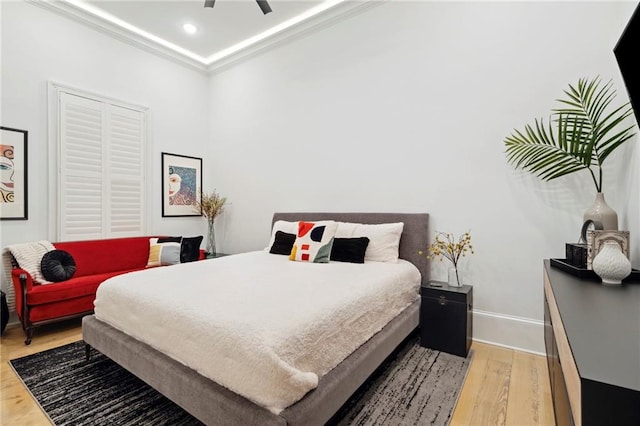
[7,240,56,284]
[335,222,404,263]
[265,220,298,251]
[269,231,296,255]
[330,237,370,264]
[146,237,182,267]
[40,250,77,282]
[180,236,203,263]
[289,220,338,263]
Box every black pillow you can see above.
[41,250,77,282]
[181,236,203,263]
[157,237,182,244]
[330,237,370,263]
[269,231,296,255]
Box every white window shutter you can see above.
[59,93,105,240]
[107,105,145,236]
[57,91,146,240]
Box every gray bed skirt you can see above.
[83,300,419,426]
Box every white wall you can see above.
[0,2,211,298]
[207,1,639,353]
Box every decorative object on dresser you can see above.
[551,220,637,284]
[571,218,603,269]
[582,192,618,230]
[419,230,474,287]
[504,76,636,230]
[195,188,227,258]
[543,260,640,425]
[591,240,632,285]
[0,126,28,220]
[565,243,588,269]
[586,229,630,270]
[420,281,473,358]
[161,152,202,217]
[549,258,640,283]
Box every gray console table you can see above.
[543,260,640,426]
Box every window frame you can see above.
[47,81,151,241]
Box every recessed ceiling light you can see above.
[183,23,197,35]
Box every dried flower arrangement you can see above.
[419,231,474,286]
[195,189,228,257]
[196,189,227,220]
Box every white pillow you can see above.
[265,220,299,251]
[7,240,56,284]
[335,221,404,263]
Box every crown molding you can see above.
[27,0,209,73]
[206,1,380,74]
[27,0,379,75]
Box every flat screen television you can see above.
[614,3,640,126]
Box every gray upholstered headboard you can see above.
[272,212,429,284]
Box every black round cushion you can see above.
[41,250,77,282]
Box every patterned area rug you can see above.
[330,336,471,426]
[10,334,471,426]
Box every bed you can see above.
[82,212,429,426]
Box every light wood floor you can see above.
[0,319,555,425]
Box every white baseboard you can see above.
[6,312,19,327]
[471,309,545,356]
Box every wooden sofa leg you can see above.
[85,344,92,361]
[24,327,33,345]
[21,314,34,345]
[19,273,33,345]
[20,317,34,345]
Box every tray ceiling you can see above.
[37,0,370,72]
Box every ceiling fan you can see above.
[204,0,272,15]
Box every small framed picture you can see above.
[1,127,28,220]
[586,230,630,269]
[161,152,202,217]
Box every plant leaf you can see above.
[504,76,636,189]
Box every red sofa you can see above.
[10,236,203,344]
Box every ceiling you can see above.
[39,0,368,72]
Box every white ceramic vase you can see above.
[583,193,618,230]
[592,241,631,285]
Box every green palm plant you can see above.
[504,76,636,192]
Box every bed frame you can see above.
[82,212,429,426]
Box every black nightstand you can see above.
[420,281,473,357]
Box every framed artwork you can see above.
[0,127,28,220]
[586,229,630,269]
[161,152,202,217]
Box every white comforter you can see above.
[94,251,421,414]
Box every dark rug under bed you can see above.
[9,335,471,426]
